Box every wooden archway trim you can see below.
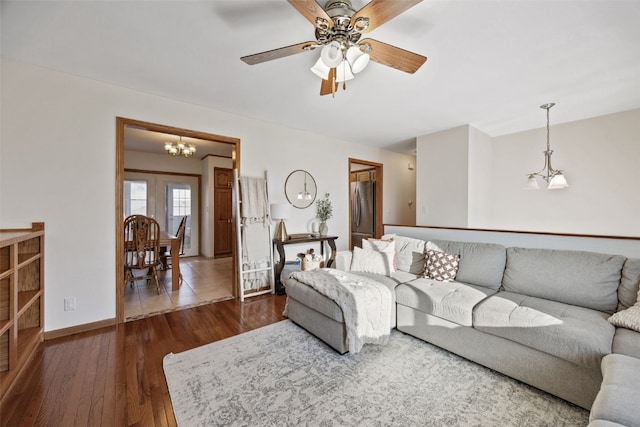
[115,117,241,324]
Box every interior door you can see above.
[214,168,233,257]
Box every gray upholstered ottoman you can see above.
[284,272,400,354]
[284,277,349,354]
[589,353,640,426]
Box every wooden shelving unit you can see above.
[0,222,44,403]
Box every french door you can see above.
[124,171,199,256]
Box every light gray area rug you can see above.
[163,320,588,426]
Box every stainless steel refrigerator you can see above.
[351,180,375,248]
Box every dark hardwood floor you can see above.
[1,294,287,427]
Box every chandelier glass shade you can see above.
[525,103,569,190]
[164,137,196,158]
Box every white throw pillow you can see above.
[350,246,393,276]
[362,238,396,273]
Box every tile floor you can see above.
[124,256,234,321]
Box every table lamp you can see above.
[270,203,291,241]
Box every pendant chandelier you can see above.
[525,103,569,190]
[298,173,313,200]
[164,137,196,158]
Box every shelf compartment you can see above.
[0,329,8,373]
[0,276,9,323]
[18,298,41,331]
[18,290,40,315]
[17,236,41,265]
[0,245,10,274]
[18,258,41,294]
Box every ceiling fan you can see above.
[240,0,427,96]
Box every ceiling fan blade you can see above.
[361,38,426,74]
[288,0,333,29]
[352,0,422,34]
[241,41,317,65]
[320,68,337,96]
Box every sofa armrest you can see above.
[335,251,352,271]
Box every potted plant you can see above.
[316,193,333,236]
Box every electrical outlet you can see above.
[64,297,76,311]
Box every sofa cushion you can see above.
[589,354,640,426]
[426,240,506,291]
[395,277,496,327]
[502,247,625,313]
[618,258,640,311]
[423,249,460,281]
[473,291,614,370]
[381,234,426,275]
[612,327,640,359]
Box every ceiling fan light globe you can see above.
[335,61,354,82]
[310,58,331,80]
[346,46,369,73]
[321,41,343,67]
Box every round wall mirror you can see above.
[285,170,317,209]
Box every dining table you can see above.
[159,230,181,291]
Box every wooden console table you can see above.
[273,235,338,295]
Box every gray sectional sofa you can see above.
[284,234,640,424]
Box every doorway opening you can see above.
[349,158,383,250]
[116,117,241,324]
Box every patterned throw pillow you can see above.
[423,249,460,281]
[608,304,640,333]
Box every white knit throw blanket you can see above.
[288,269,392,353]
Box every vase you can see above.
[319,222,328,236]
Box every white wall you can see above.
[0,60,416,331]
[416,109,640,237]
[487,109,640,236]
[467,126,493,227]
[124,149,202,174]
[416,126,469,226]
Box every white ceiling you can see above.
[2,1,640,155]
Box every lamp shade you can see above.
[346,45,370,73]
[335,61,354,82]
[310,58,331,80]
[270,203,291,220]
[547,172,569,189]
[524,175,539,190]
[321,41,343,67]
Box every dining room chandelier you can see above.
[525,103,569,190]
[164,137,196,158]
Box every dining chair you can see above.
[124,214,162,294]
[161,215,187,284]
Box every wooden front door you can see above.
[214,168,233,257]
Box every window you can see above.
[124,180,147,217]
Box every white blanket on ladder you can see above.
[288,269,392,353]
[240,176,270,290]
